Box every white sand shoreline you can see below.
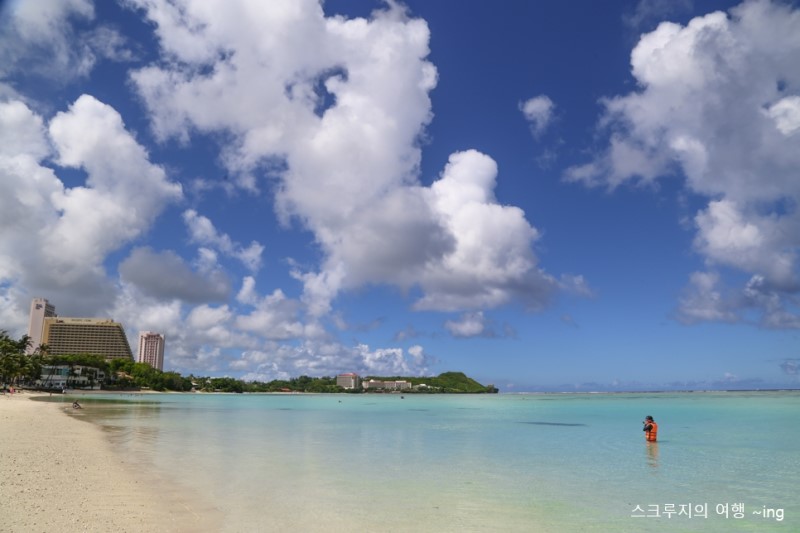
[0,392,220,533]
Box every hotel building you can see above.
[41,317,134,361]
[362,379,411,391]
[336,373,362,389]
[137,331,165,371]
[26,297,56,354]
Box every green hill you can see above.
[364,371,498,393]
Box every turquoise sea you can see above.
[60,391,798,532]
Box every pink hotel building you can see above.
[137,331,165,371]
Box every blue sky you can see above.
[1,0,799,391]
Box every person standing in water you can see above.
[643,415,658,442]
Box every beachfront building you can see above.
[336,373,361,389]
[362,379,411,391]
[36,365,106,390]
[42,317,134,361]
[26,298,56,354]
[137,331,165,371]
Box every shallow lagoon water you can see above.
[65,391,798,532]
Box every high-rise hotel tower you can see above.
[42,317,133,361]
[137,332,165,371]
[25,298,133,361]
[26,297,56,354]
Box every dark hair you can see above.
[645,415,653,420]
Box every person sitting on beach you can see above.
[72,401,82,409]
[643,415,658,442]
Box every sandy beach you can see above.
[0,392,219,533]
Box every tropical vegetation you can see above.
[1,332,497,393]
[0,332,42,386]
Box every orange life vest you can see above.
[645,421,658,442]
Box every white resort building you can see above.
[36,365,106,390]
[362,379,412,391]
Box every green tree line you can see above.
[2,332,497,393]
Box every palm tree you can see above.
[0,332,28,385]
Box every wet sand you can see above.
[0,392,219,533]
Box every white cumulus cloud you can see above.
[445,311,487,338]
[520,95,555,137]
[0,0,133,81]
[567,0,800,327]
[0,95,181,318]
[183,210,264,272]
[119,247,231,303]
[130,0,570,322]
[235,340,432,381]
